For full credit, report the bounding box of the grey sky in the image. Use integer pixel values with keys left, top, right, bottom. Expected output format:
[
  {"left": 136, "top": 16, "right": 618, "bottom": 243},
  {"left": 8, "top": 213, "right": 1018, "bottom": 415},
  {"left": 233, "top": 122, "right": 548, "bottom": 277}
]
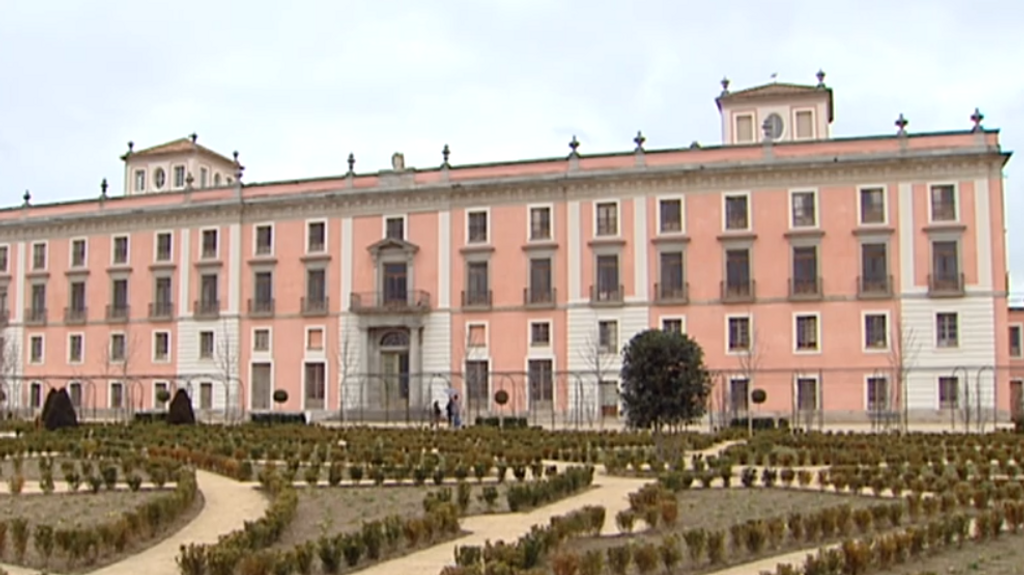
[{"left": 2, "top": 0, "right": 1023, "bottom": 294}]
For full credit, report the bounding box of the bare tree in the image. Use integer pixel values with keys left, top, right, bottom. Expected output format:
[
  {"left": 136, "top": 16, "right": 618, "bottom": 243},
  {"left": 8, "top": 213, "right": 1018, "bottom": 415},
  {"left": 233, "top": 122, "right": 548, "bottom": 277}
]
[
  {"left": 335, "top": 325, "right": 361, "bottom": 422},
  {"left": 102, "top": 325, "right": 140, "bottom": 419},
  {"left": 885, "top": 316, "right": 919, "bottom": 432},
  {"left": 0, "top": 330, "right": 20, "bottom": 416},
  {"left": 214, "top": 318, "right": 240, "bottom": 420},
  {"left": 577, "top": 327, "right": 618, "bottom": 428},
  {"left": 457, "top": 325, "right": 486, "bottom": 419},
  {"left": 734, "top": 320, "right": 765, "bottom": 437}
]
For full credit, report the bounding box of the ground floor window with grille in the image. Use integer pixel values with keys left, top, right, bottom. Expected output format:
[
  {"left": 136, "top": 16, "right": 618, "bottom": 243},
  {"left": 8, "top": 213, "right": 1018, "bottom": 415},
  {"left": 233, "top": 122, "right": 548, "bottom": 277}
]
[
  {"left": 305, "top": 362, "right": 326, "bottom": 410},
  {"left": 200, "top": 382, "right": 214, "bottom": 410},
  {"left": 796, "top": 377, "right": 818, "bottom": 411},
  {"left": 599, "top": 380, "right": 618, "bottom": 417},
  {"left": 68, "top": 382, "right": 82, "bottom": 408},
  {"left": 729, "top": 377, "right": 749, "bottom": 413},
  {"left": 109, "top": 382, "right": 124, "bottom": 409},
  {"left": 938, "top": 376, "right": 959, "bottom": 409},
  {"left": 465, "top": 360, "right": 489, "bottom": 406},
  {"left": 866, "top": 377, "right": 889, "bottom": 412},
  {"left": 528, "top": 359, "right": 554, "bottom": 409},
  {"left": 30, "top": 382, "right": 42, "bottom": 409}
]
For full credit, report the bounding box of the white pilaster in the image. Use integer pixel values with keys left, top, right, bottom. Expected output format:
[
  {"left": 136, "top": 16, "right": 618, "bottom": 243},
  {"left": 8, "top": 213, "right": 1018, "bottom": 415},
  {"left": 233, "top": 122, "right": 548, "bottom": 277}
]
[
  {"left": 633, "top": 198, "right": 648, "bottom": 301},
  {"left": 178, "top": 229, "right": 191, "bottom": 317},
  {"left": 227, "top": 223, "right": 241, "bottom": 314},
  {"left": 568, "top": 201, "right": 581, "bottom": 303},
  {"left": 897, "top": 183, "right": 915, "bottom": 291},
  {"left": 13, "top": 242, "right": 25, "bottom": 322},
  {"left": 438, "top": 211, "right": 451, "bottom": 308},
  {"left": 974, "top": 178, "right": 993, "bottom": 291}
]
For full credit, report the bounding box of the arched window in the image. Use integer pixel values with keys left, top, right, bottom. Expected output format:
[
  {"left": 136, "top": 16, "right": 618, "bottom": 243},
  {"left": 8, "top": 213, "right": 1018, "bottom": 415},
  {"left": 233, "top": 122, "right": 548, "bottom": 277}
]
[{"left": 380, "top": 331, "right": 409, "bottom": 348}]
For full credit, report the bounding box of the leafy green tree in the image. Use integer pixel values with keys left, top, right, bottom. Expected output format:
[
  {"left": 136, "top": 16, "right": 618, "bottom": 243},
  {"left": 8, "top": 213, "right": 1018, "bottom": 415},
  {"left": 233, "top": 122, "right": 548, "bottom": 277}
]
[{"left": 620, "top": 329, "right": 711, "bottom": 432}]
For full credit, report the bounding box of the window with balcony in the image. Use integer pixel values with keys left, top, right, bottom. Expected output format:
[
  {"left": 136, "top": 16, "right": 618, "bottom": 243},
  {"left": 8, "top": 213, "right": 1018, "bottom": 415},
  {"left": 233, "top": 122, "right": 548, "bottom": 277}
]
[
  {"left": 598, "top": 320, "right": 618, "bottom": 353},
  {"left": 860, "top": 243, "right": 889, "bottom": 295},
  {"left": 662, "top": 318, "right": 683, "bottom": 333},
  {"left": 201, "top": 229, "right": 218, "bottom": 259},
  {"left": 0, "top": 245, "right": 7, "bottom": 272},
  {"left": 658, "top": 251, "right": 685, "bottom": 300},
  {"left": 467, "top": 211, "right": 488, "bottom": 243},
  {"left": 791, "top": 191, "right": 816, "bottom": 227},
  {"left": 308, "top": 221, "right": 327, "bottom": 252},
  {"left": 866, "top": 376, "right": 889, "bottom": 411},
  {"left": 29, "top": 335, "right": 43, "bottom": 363},
  {"left": 791, "top": 246, "right": 819, "bottom": 296},
  {"left": 796, "top": 378, "right": 818, "bottom": 411},
  {"left": 154, "top": 331, "right": 170, "bottom": 361},
  {"left": 528, "top": 257, "right": 553, "bottom": 304},
  {"left": 729, "top": 377, "right": 749, "bottom": 412},
  {"left": 938, "top": 376, "right": 959, "bottom": 409},
  {"left": 724, "top": 195, "right": 749, "bottom": 230},
  {"left": 305, "top": 362, "right": 326, "bottom": 409},
  {"left": 253, "top": 329, "right": 271, "bottom": 352},
  {"left": 795, "top": 110, "right": 814, "bottom": 139},
  {"left": 306, "top": 269, "right": 327, "bottom": 308},
  {"left": 727, "top": 316, "right": 751, "bottom": 351},
  {"left": 859, "top": 188, "right": 886, "bottom": 225},
  {"left": 864, "top": 314, "right": 889, "bottom": 350},
  {"left": 112, "top": 235, "right": 129, "bottom": 265},
  {"left": 936, "top": 312, "right": 959, "bottom": 348},
  {"left": 381, "top": 263, "right": 407, "bottom": 306},
  {"left": 32, "top": 242, "right": 46, "bottom": 270},
  {"left": 734, "top": 114, "right": 754, "bottom": 143},
  {"left": 109, "top": 333, "right": 126, "bottom": 362},
  {"left": 134, "top": 169, "right": 146, "bottom": 192},
  {"left": 71, "top": 239, "right": 87, "bottom": 268},
  {"left": 465, "top": 262, "right": 490, "bottom": 306},
  {"left": 69, "top": 281, "right": 86, "bottom": 315},
  {"left": 200, "top": 331, "right": 215, "bottom": 359},
  {"left": 1011, "top": 325, "right": 1023, "bottom": 358},
  {"left": 153, "top": 276, "right": 172, "bottom": 315},
  {"left": 529, "top": 206, "right": 552, "bottom": 241},
  {"left": 255, "top": 225, "right": 273, "bottom": 255},
  {"left": 156, "top": 232, "right": 172, "bottom": 262},
  {"left": 68, "top": 334, "right": 83, "bottom": 363},
  {"left": 930, "top": 184, "right": 957, "bottom": 221},
  {"left": 795, "top": 314, "right": 819, "bottom": 351},
  {"left": 200, "top": 274, "right": 219, "bottom": 312},
  {"left": 595, "top": 202, "right": 618, "bottom": 236},
  {"left": 530, "top": 321, "right": 550, "bottom": 346},
  {"left": 931, "top": 241, "right": 961, "bottom": 292},
  {"left": 659, "top": 199, "right": 682, "bottom": 233},
  {"left": 173, "top": 165, "right": 186, "bottom": 188},
  {"left": 724, "top": 248, "right": 751, "bottom": 299},
  {"left": 528, "top": 359, "right": 554, "bottom": 407},
  {"left": 594, "top": 254, "right": 621, "bottom": 302},
  {"left": 110, "top": 279, "right": 129, "bottom": 318},
  {"left": 30, "top": 284, "right": 46, "bottom": 321},
  {"left": 253, "top": 271, "right": 274, "bottom": 314},
  {"left": 385, "top": 217, "right": 404, "bottom": 240}
]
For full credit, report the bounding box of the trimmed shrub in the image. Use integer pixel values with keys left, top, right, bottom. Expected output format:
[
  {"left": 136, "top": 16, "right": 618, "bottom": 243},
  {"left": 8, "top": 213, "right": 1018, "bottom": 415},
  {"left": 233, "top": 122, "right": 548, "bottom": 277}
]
[{"left": 42, "top": 388, "right": 78, "bottom": 431}]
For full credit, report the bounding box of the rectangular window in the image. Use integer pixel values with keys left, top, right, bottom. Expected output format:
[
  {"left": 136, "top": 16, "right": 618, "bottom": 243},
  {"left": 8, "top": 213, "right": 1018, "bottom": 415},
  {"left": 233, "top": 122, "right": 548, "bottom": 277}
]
[
  {"left": 30, "top": 284, "right": 46, "bottom": 317},
  {"left": 134, "top": 169, "right": 146, "bottom": 192},
  {"left": 861, "top": 243, "right": 889, "bottom": 286},
  {"left": 200, "top": 331, "right": 215, "bottom": 359},
  {"left": 465, "top": 360, "right": 489, "bottom": 403},
  {"left": 71, "top": 239, "right": 87, "bottom": 268},
  {"left": 201, "top": 229, "right": 219, "bottom": 259},
  {"left": 936, "top": 312, "right": 959, "bottom": 348},
  {"left": 113, "top": 235, "right": 129, "bottom": 265},
  {"left": 792, "top": 246, "right": 818, "bottom": 292},
  {"left": 68, "top": 334, "right": 83, "bottom": 363},
  {"left": 791, "top": 191, "right": 816, "bottom": 227},
  {"left": 527, "top": 359, "right": 554, "bottom": 405},
  {"left": 200, "top": 274, "right": 219, "bottom": 307},
  {"left": 528, "top": 258, "right": 553, "bottom": 303},
  {"left": 595, "top": 202, "right": 618, "bottom": 236},
  {"left": 110, "top": 382, "right": 124, "bottom": 409},
  {"left": 253, "top": 329, "right": 271, "bottom": 352},
  {"left": 30, "top": 383, "right": 41, "bottom": 409},
  {"left": 255, "top": 225, "right": 273, "bottom": 255},
  {"left": 735, "top": 114, "right": 754, "bottom": 143},
  {"left": 385, "top": 217, "right": 404, "bottom": 240},
  {"left": 931, "top": 241, "right": 960, "bottom": 288},
  {"left": 111, "top": 278, "right": 129, "bottom": 308},
  {"left": 254, "top": 271, "right": 274, "bottom": 305},
  {"left": 724, "top": 195, "right": 749, "bottom": 230},
  {"left": 728, "top": 316, "right": 750, "bottom": 351},
  {"left": 200, "top": 383, "right": 213, "bottom": 410},
  {"left": 29, "top": 335, "right": 43, "bottom": 363},
  {"left": 795, "top": 314, "right": 819, "bottom": 351},
  {"left": 864, "top": 314, "right": 888, "bottom": 350},
  {"left": 529, "top": 206, "right": 552, "bottom": 240},
  {"left": 154, "top": 332, "right": 170, "bottom": 361},
  {"left": 308, "top": 221, "right": 327, "bottom": 252},
  {"left": 173, "top": 165, "right": 186, "bottom": 188},
  {"left": 598, "top": 320, "right": 618, "bottom": 353},
  {"left": 530, "top": 322, "right": 551, "bottom": 346},
  {"left": 0, "top": 245, "right": 7, "bottom": 272},
  {"left": 662, "top": 318, "right": 683, "bottom": 333},
  {"left": 156, "top": 232, "right": 172, "bottom": 261},
  {"left": 154, "top": 276, "right": 172, "bottom": 307},
  {"left": 938, "top": 376, "right": 959, "bottom": 409},
  {"left": 109, "top": 333, "right": 126, "bottom": 362},
  {"left": 595, "top": 254, "right": 620, "bottom": 301},
  {"left": 466, "top": 262, "right": 490, "bottom": 305},
  {"left": 200, "top": 167, "right": 208, "bottom": 188},
  {"left": 930, "top": 184, "right": 956, "bottom": 221},
  {"left": 467, "top": 211, "right": 488, "bottom": 243},
  {"left": 304, "top": 362, "right": 326, "bottom": 409},
  {"left": 867, "top": 377, "right": 889, "bottom": 411},
  {"left": 68, "top": 383, "right": 82, "bottom": 408},
  {"left": 32, "top": 242, "right": 46, "bottom": 270},
  {"left": 725, "top": 248, "right": 751, "bottom": 294},
  {"left": 659, "top": 199, "right": 682, "bottom": 233},
  {"left": 306, "top": 269, "right": 326, "bottom": 302},
  {"left": 306, "top": 327, "right": 324, "bottom": 351},
  {"left": 466, "top": 324, "right": 486, "bottom": 347},
  {"left": 154, "top": 382, "right": 169, "bottom": 408},
  {"left": 69, "top": 281, "right": 86, "bottom": 312},
  {"left": 859, "top": 188, "right": 886, "bottom": 224},
  {"left": 730, "top": 378, "right": 749, "bottom": 412},
  {"left": 795, "top": 110, "right": 814, "bottom": 139},
  {"left": 1011, "top": 325, "right": 1023, "bottom": 358},
  {"left": 796, "top": 378, "right": 818, "bottom": 411}
]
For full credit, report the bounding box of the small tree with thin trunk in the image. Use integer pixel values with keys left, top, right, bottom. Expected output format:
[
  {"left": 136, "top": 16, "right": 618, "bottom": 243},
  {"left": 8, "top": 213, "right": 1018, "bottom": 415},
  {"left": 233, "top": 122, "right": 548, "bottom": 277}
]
[
  {"left": 620, "top": 329, "right": 711, "bottom": 454},
  {"left": 0, "top": 331, "right": 20, "bottom": 416},
  {"left": 335, "top": 327, "right": 361, "bottom": 421},
  {"left": 735, "top": 322, "right": 765, "bottom": 437},
  {"left": 578, "top": 328, "right": 617, "bottom": 427},
  {"left": 886, "top": 317, "right": 919, "bottom": 432},
  {"left": 214, "top": 318, "right": 240, "bottom": 420}
]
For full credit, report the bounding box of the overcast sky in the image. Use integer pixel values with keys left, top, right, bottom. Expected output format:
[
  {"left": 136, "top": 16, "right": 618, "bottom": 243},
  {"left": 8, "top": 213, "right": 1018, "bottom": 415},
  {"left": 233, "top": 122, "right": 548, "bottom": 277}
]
[{"left": 1, "top": 0, "right": 1023, "bottom": 295}]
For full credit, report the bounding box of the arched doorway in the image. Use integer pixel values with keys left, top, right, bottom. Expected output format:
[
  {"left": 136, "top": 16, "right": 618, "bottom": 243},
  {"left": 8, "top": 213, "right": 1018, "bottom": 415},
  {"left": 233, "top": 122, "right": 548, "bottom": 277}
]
[{"left": 377, "top": 330, "right": 410, "bottom": 411}]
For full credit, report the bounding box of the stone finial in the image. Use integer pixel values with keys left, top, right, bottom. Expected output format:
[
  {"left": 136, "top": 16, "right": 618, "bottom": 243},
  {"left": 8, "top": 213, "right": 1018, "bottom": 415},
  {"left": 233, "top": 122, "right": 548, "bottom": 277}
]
[
  {"left": 442, "top": 144, "right": 451, "bottom": 166},
  {"left": 100, "top": 178, "right": 108, "bottom": 197},
  {"left": 347, "top": 152, "right": 355, "bottom": 174},
  {"left": 568, "top": 135, "right": 580, "bottom": 156},
  {"left": 232, "top": 151, "right": 244, "bottom": 180},
  {"left": 22, "top": 190, "right": 30, "bottom": 206},
  {"left": 391, "top": 152, "right": 405, "bottom": 171},
  {"left": 895, "top": 113, "right": 909, "bottom": 136},
  {"left": 971, "top": 108, "right": 985, "bottom": 132},
  {"left": 720, "top": 77, "right": 730, "bottom": 95},
  {"left": 189, "top": 132, "right": 198, "bottom": 144},
  {"left": 816, "top": 69, "right": 826, "bottom": 87},
  {"left": 633, "top": 130, "right": 646, "bottom": 152},
  {"left": 126, "top": 141, "right": 134, "bottom": 155},
  {"left": 186, "top": 172, "right": 195, "bottom": 189}
]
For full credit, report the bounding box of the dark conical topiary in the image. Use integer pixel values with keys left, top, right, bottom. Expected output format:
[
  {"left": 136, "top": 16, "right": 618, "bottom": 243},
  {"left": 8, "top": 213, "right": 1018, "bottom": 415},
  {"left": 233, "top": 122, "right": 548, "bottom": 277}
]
[
  {"left": 42, "top": 388, "right": 78, "bottom": 431},
  {"left": 167, "top": 388, "right": 196, "bottom": 425}
]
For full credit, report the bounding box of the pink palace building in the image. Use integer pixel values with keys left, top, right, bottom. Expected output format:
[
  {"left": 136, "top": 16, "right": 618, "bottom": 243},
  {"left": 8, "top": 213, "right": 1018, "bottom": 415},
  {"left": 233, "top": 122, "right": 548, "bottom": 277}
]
[{"left": 0, "top": 71, "right": 1020, "bottom": 427}]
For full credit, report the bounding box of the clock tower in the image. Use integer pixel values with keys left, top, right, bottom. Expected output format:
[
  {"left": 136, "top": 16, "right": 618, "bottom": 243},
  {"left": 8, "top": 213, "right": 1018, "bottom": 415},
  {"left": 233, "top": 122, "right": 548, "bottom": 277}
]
[{"left": 716, "top": 71, "right": 834, "bottom": 145}]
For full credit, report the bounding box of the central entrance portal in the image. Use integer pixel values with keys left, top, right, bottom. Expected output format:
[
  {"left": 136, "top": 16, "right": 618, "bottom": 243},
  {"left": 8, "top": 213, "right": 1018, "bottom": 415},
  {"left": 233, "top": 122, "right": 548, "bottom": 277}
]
[{"left": 375, "top": 331, "right": 410, "bottom": 411}]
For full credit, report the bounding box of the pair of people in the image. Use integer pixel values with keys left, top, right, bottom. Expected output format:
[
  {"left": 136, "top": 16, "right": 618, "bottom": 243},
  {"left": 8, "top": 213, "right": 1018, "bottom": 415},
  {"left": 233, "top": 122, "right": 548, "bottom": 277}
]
[{"left": 432, "top": 394, "right": 462, "bottom": 428}]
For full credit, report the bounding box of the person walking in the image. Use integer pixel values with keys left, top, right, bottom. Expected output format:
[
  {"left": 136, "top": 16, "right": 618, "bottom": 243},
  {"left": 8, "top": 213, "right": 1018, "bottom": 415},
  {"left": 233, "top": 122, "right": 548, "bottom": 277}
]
[
  {"left": 445, "top": 395, "right": 455, "bottom": 427},
  {"left": 451, "top": 394, "right": 463, "bottom": 429}
]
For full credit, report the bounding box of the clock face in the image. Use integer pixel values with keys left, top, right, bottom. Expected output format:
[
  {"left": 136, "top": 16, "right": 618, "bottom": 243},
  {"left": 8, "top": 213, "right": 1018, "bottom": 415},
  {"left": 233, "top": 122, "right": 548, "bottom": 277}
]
[{"left": 764, "top": 113, "right": 784, "bottom": 140}]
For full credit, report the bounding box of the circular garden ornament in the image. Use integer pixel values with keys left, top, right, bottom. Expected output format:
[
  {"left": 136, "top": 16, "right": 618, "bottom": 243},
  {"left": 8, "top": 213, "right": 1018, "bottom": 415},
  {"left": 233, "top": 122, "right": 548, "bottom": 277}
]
[
  {"left": 273, "top": 389, "right": 289, "bottom": 404},
  {"left": 494, "top": 389, "right": 509, "bottom": 406},
  {"left": 751, "top": 389, "right": 768, "bottom": 405}
]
